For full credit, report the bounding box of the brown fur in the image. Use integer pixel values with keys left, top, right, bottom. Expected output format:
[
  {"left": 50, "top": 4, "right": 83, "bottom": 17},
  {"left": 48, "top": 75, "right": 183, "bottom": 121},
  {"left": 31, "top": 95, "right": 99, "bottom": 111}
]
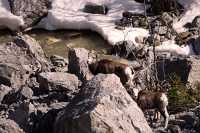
[
  {"left": 89, "top": 59, "right": 131, "bottom": 85},
  {"left": 137, "top": 90, "right": 169, "bottom": 128}
]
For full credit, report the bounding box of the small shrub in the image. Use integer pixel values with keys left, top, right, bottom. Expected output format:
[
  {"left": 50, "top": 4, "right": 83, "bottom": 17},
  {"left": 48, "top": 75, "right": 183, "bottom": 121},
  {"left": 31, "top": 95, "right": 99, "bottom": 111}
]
[{"left": 168, "top": 74, "right": 199, "bottom": 113}]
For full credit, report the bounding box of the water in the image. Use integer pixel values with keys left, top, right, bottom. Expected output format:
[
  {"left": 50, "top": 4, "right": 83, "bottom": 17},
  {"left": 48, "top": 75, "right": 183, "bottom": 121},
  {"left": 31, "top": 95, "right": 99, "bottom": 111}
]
[
  {"left": 27, "top": 29, "right": 111, "bottom": 58},
  {"left": 0, "top": 29, "right": 111, "bottom": 58},
  {"left": 0, "top": 29, "right": 132, "bottom": 65}
]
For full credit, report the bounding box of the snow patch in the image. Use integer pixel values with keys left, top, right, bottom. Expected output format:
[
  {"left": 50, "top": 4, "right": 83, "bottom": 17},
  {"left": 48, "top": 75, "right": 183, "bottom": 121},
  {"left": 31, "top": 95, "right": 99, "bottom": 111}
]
[
  {"left": 37, "top": 0, "right": 149, "bottom": 46},
  {"left": 0, "top": 0, "right": 199, "bottom": 56},
  {"left": 0, "top": 0, "right": 24, "bottom": 30},
  {"left": 155, "top": 40, "right": 194, "bottom": 56},
  {"left": 173, "top": 0, "right": 200, "bottom": 33}
]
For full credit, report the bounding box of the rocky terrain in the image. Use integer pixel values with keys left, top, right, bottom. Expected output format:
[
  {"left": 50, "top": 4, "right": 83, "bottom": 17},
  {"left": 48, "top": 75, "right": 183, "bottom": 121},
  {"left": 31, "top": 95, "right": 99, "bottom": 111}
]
[
  {"left": 0, "top": 34, "right": 199, "bottom": 133},
  {"left": 0, "top": 0, "right": 200, "bottom": 133}
]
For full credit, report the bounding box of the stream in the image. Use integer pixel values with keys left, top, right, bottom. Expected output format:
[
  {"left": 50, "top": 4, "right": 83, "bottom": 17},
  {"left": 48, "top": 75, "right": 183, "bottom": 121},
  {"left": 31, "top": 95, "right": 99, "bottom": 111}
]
[
  {"left": 0, "top": 29, "right": 132, "bottom": 64},
  {"left": 0, "top": 29, "right": 110, "bottom": 57}
]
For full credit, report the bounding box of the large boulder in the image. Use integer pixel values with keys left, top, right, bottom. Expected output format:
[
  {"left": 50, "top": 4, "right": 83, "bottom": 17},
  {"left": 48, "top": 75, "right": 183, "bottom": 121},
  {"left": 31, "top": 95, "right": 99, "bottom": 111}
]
[
  {"left": 8, "top": 0, "right": 51, "bottom": 29},
  {"left": 14, "top": 35, "right": 50, "bottom": 72},
  {"left": 0, "top": 119, "right": 25, "bottom": 133},
  {"left": 38, "top": 72, "right": 80, "bottom": 98},
  {"left": 53, "top": 74, "right": 152, "bottom": 133},
  {"left": 0, "top": 35, "right": 50, "bottom": 88},
  {"left": 68, "top": 48, "right": 93, "bottom": 81}
]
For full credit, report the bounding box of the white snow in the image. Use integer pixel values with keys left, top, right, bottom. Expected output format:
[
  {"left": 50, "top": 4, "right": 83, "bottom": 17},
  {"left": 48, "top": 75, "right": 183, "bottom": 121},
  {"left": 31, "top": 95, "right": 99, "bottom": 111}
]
[
  {"left": 155, "top": 40, "right": 194, "bottom": 56},
  {"left": 37, "top": 0, "right": 149, "bottom": 47},
  {"left": 0, "top": 0, "right": 24, "bottom": 30},
  {"left": 36, "top": 0, "right": 200, "bottom": 56},
  {"left": 173, "top": 0, "right": 200, "bottom": 33},
  {"left": 0, "top": 0, "right": 199, "bottom": 56}
]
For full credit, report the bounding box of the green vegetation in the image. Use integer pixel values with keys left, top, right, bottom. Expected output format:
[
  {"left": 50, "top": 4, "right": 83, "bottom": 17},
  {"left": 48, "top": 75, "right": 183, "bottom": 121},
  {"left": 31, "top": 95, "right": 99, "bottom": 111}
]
[{"left": 168, "top": 74, "right": 200, "bottom": 113}]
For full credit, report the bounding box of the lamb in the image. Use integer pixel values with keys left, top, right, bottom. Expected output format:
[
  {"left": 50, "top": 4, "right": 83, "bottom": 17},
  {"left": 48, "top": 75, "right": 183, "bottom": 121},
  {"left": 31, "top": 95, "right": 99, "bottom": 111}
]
[
  {"left": 134, "top": 89, "right": 169, "bottom": 129},
  {"left": 88, "top": 58, "right": 134, "bottom": 85}
]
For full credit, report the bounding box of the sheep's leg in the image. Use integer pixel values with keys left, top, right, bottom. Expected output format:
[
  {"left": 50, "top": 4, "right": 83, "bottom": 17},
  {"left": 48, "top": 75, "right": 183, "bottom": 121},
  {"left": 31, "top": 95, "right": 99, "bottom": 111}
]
[
  {"left": 159, "top": 107, "right": 169, "bottom": 129},
  {"left": 164, "top": 107, "right": 169, "bottom": 129},
  {"left": 154, "top": 110, "right": 161, "bottom": 121}
]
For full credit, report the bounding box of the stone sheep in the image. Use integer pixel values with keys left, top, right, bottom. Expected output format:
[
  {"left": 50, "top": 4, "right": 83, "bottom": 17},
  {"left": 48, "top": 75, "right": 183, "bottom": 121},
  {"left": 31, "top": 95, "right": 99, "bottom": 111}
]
[
  {"left": 134, "top": 89, "right": 169, "bottom": 129},
  {"left": 88, "top": 58, "right": 134, "bottom": 86}
]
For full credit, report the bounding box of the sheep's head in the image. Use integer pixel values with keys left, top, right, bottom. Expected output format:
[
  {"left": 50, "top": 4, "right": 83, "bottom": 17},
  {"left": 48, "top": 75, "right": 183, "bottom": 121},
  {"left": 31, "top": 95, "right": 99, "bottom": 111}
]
[
  {"left": 132, "top": 88, "right": 140, "bottom": 98},
  {"left": 126, "top": 86, "right": 140, "bottom": 101}
]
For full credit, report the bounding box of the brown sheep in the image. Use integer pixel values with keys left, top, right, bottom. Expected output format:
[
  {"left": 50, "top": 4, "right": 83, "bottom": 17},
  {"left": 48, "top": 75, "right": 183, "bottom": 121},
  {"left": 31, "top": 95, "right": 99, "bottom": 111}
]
[
  {"left": 135, "top": 89, "right": 169, "bottom": 129},
  {"left": 88, "top": 59, "right": 134, "bottom": 85}
]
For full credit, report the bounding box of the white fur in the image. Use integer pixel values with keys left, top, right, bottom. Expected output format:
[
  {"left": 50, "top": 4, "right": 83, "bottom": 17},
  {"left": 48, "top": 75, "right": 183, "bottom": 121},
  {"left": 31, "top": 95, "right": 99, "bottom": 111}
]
[
  {"left": 133, "top": 88, "right": 139, "bottom": 97},
  {"left": 160, "top": 93, "right": 168, "bottom": 106}
]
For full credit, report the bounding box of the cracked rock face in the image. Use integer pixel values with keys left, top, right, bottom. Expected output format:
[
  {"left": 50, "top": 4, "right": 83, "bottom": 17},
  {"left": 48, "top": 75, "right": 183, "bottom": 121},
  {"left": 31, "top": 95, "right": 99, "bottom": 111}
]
[
  {"left": 0, "top": 35, "right": 50, "bottom": 89},
  {"left": 53, "top": 74, "right": 152, "bottom": 133},
  {"left": 0, "top": 119, "right": 25, "bottom": 133},
  {"left": 68, "top": 48, "right": 93, "bottom": 82},
  {"left": 8, "top": 0, "right": 51, "bottom": 29}
]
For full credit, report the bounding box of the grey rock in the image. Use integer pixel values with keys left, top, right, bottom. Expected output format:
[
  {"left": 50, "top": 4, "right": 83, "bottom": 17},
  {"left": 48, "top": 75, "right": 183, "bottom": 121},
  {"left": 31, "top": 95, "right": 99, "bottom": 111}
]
[
  {"left": 151, "top": 19, "right": 168, "bottom": 35},
  {"left": 83, "top": 3, "right": 108, "bottom": 15},
  {"left": 49, "top": 102, "right": 68, "bottom": 110},
  {"left": 123, "top": 12, "right": 148, "bottom": 28},
  {"left": 38, "top": 72, "right": 80, "bottom": 92},
  {"left": 14, "top": 35, "right": 50, "bottom": 72},
  {"left": 150, "top": 0, "right": 183, "bottom": 15},
  {"left": 50, "top": 55, "right": 68, "bottom": 72},
  {"left": 163, "top": 109, "right": 200, "bottom": 133},
  {"left": 111, "top": 41, "right": 136, "bottom": 59},
  {"left": 116, "top": 12, "right": 148, "bottom": 28},
  {"left": 192, "top": 16, "right": 200, "bottom": 28},
  {"left": 68, "top": 48, "right": 93, "bottom": 81},
  {"left": 2, "top": 87, "right": 33, "bottom": 105},
  {"left": 2, "top": 89, "right": 19, "bottom": 105},
  {"left": 50, "top": 55, "right": 68, "bottom": 67},
  {"left": 157, "top": 56, "right": 191, "bottom": 83},
  {"left": 19, "top": 86, "right": 33, "bottom": 100},
  {"left": 173, "top": 112, "right": 199, "bottom": 129},
  {"left": 161, "top": 12, "right": 174, "bottom": 24},
  {"left": 32, "top": 109, "right": 60, "bottom": 133},
  {"left": 0, "top": 85, "right": 12, "bottom": 103},
  {"left": 34, "top": 102, "right": 49, "bottom": 115},
  {"left": 0, "top": 119, "right": 25, "bottom": 133},
  {"left": 188, "top": 56, "right": 200, "bottom": 86},
  {"left": 27, "top": 77, "right": 40, "bottom": 89},
  {"left": 0, "top": 35, "right": 50, "bottom": 88},
  {"left": 192, "top": 37, "right": 200, "bottom": 55},
  {"left": 0, "top": 64, "right": 28, "bottom": 89},
  {"left": 53, "top": 74, "right": 152, "bottom": 133},
  {"left": 8, "top": 101, "right": 35, "bottom": 132},
  {"left": 167, "top": 124, "right": 182, "bottom": 133},
  {"left": 8, "top": 0, "right": 51, "bottom": 29}
]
